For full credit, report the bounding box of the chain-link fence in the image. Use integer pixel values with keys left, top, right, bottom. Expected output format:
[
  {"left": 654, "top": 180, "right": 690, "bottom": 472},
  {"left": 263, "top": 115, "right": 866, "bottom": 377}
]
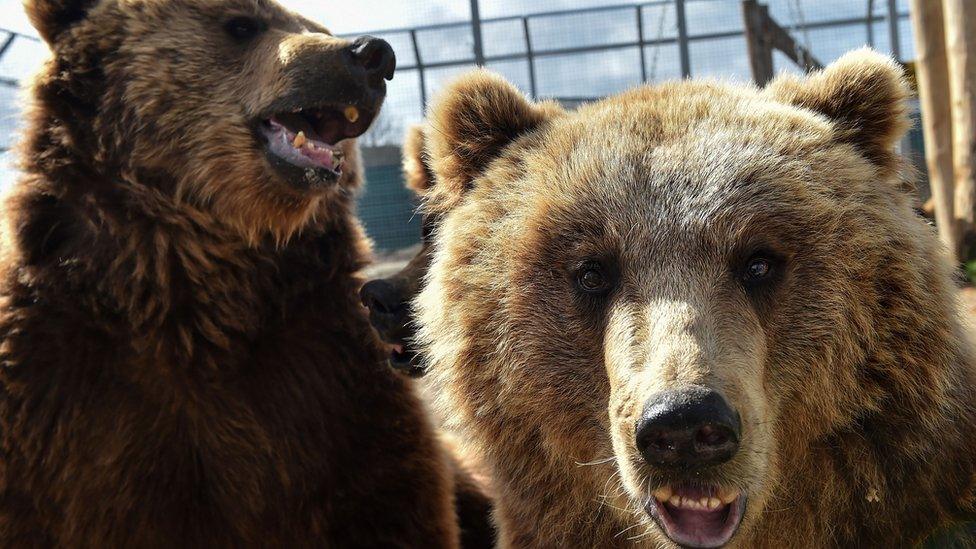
[{"left": 0, "top": 0, "right": 917, "bottom": 256}]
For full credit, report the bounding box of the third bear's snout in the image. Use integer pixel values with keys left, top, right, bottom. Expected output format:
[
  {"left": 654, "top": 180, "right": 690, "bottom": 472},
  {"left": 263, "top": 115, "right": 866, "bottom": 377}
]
[
  {"left": 635, "top": 386, "right": 741, "bottom": 470},
  {"left": 361, "top": 279, "right": 408, "bottom": 324}
]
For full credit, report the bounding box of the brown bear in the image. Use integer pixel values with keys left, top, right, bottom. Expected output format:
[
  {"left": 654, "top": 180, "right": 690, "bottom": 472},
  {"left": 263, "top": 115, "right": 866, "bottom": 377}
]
[
  {"left": 415, "top": 50, "right": 976, "bottom": 547},
  {"left": 361, "top": 126, "right": 497, "bottom": 548},
  {"left": 0, "top": 0, "right": 459, "bottom": 546}
]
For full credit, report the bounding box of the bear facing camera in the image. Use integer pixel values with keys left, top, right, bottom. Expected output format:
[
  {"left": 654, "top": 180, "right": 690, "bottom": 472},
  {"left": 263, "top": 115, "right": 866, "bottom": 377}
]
[{"left": 415, "top": 49, "right": 976, "bottom": 547}]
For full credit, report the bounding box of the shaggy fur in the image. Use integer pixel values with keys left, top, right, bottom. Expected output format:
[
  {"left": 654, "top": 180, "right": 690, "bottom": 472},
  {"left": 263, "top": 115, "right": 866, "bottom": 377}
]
[
  {"left": 362, "top": 124, "right": 497, "bottom": 547},
  {"left": 403, "top": 124, "right": 434, "bottom": 195},
  {"left": 0, "top": 0, "right": 458, "bottom": 546},
  {"left": 416, "top": 50, "right": 976, "bottom": 547}
]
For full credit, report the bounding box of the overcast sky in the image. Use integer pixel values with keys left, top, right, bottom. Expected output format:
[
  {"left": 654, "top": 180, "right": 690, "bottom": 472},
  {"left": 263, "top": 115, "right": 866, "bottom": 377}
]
[{"left": 0, "top": 0, "right": 912, "bottom": 182}]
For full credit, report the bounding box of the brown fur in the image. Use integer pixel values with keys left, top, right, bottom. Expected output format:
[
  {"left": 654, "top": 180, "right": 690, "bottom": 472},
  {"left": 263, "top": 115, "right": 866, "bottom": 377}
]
[
  {"left": 362, "top": 124, "right": 497, "bottom": 548},
  {"left": 0, "top": 0, "right": 458, "bottom": 546},
  {"left": 416, "top": 51, "right": 976, "bottom": 547},
  {"left": 403, "top": 124, "right": 434, "bottom": 195}
]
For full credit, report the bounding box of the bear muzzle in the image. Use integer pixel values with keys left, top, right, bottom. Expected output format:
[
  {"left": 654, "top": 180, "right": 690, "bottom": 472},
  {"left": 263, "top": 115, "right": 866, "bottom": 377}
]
[
  {"left": 636, "top": 386, "right": 747, "bottom": 548},
  {"left": 255, "top": 36, "right": 395, "bottom": 187}
]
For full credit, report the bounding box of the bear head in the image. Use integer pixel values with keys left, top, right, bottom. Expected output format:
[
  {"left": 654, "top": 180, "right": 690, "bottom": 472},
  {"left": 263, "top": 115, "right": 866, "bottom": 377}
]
[
  {"left": 416, "top": 50, "right": 967, "bottom": 547},
  {"left": 22, "top": 0, "right": 394, "bottom": 243}
]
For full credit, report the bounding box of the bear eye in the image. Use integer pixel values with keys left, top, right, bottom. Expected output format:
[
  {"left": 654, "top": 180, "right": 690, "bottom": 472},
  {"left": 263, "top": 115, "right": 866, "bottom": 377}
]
[
  {"left": 745, "top": 257, "right": 770, "bottom": 280},
  {"left": 739, "top": 252, "right": 781, "bottom": 290},
  {"left": 225, "top": 16, "right": 265, "bottom": 42},
  {"left": 576, "top": 262, "right": 612, "bottom": 294}
]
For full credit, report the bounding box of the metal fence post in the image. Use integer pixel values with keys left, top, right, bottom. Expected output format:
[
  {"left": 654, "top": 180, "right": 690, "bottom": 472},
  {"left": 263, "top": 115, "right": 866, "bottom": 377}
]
[
  {"left": 409, "top": 30, "right": 427, "bottom": 110},
  {"left": 866, "top": 0, "right": 875, "bottom": 47},
  {"left": 0, "top": 34, "right": 16, "bottom": 61},
  {"left": 470, "top": 0, "right": 486, "bottom": 66},
  {"left": 675, "top": 0, "right": 692, "bottom": 78},
  {"left": 522, "top": 17, "right": 538, "bottom": 99},
  {"left": 887, "top": 0, "right": 901, "bottom": 60},
  {"left": 636, "top": 5, "right": 648, "bottom": 83}
]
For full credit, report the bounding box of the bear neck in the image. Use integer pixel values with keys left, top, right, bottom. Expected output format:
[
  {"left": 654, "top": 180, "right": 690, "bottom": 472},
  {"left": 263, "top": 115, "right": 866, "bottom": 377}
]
[{"left": 8, "top": 157, "right": 369, "bottom": 374}]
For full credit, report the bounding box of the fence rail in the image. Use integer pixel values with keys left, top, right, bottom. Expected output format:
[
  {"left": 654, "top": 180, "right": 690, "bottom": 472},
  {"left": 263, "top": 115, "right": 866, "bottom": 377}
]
[
  {"left": 0, "top": 1, "right": 926, "bottom": 253},
  {"left": 337, "top": 0, "right": 910, "bottom": 112}
]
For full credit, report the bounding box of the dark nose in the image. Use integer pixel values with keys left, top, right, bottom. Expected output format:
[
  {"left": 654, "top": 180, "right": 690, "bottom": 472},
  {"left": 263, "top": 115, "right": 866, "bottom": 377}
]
[
  {"left": 360, "top": 279, "right": 407, "bottom": 319},
  {"left": 635, "top": 386, "right": 741, "bottom": 470},
  {"left": 348, "top": 36, "right": 396, "bottom": 83}
]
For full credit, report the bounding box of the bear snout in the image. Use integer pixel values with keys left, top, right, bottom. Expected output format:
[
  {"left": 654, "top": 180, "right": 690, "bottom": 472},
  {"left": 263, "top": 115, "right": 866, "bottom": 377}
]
[
  {"left": 347, "top": 36, "right": 396, "bottom": 85},
  {"left": 635, "top": 386, "right": 741, "bottom": 470},
  {"left": 361, "top": 278, "right": 410, "bottom": 329}
]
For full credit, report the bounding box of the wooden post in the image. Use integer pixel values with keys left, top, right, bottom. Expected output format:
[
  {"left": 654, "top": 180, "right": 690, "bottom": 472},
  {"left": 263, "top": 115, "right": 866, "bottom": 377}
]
[
  {"left": 742, "top": 0, "right": 822, "bottom": 87},
  {"left": 910, "top": 0, "right": 956, "bottom": 258},
  {"left": 943, "top": 0, "right": 976, "bottom": 259},
  {"left": 742, "top": 0, "right": 773, "bottom": 86},
  {"left": 766, "top": 15, "right": 823, "bottom": 71}
]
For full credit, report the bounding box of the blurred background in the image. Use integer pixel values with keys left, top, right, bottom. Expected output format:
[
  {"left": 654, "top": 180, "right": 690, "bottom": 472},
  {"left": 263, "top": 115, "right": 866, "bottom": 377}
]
[{"left": 0, "top": 0, "right": 920, "bottom": 260}]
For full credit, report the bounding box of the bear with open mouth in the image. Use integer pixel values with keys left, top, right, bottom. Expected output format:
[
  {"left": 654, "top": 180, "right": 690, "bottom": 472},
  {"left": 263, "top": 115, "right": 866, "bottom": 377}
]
[
  {"left": 414, "top": 50, "right": 976, "bottom": 547},
  {"left": 0, "top": 0, "right": 461, "bottom": 545}
]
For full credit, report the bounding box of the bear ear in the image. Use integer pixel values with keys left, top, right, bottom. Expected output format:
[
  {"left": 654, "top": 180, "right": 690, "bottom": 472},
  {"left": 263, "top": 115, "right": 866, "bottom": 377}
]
[
  {"left": 424, "top": 69, "right": 563, "bottom": 212},
  {"left": 24, "top": 0, "right": 96, "bottom": 44},
  {"left": 402, "top": 125, "right": 434, "bottom": 195},
  {"left": 765, "top": 48, "right": 911, "bottom": 171}
]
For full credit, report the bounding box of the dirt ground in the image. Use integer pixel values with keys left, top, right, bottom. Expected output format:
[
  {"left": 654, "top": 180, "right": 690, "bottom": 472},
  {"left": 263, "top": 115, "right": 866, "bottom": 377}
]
[{"left": 363, "top": 245, "right": 420, "bottom": 280}]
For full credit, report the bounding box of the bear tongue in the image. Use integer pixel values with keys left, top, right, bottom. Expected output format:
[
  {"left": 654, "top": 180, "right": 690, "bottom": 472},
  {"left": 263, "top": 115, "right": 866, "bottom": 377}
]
[
  {"left": 272, "top": 112, "right": 318, "bottom": 139},
  {"left": 299, "top": 140, "right": 340, "bottom": 168},
  {"left": 264, "top": 119, "right": 342, "bottom": 172}
]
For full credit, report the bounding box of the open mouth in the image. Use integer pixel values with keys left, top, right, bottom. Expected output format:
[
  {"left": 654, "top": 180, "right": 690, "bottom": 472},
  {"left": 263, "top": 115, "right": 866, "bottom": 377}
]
[
  {"left": 645, "top": 484, "right": 745, "bottom": 548},
  {"left": 388, "top": 343, "right": 425, "bottom": 377},
  {"left": 258, "top": 103, "right": 377, "bottom": 182}
]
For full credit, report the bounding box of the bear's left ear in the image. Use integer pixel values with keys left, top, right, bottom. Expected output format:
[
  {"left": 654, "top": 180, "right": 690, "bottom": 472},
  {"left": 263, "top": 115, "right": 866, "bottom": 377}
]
[
  {"left": 765, "top": 48, "right": 911, "bottom": 171},
  {"left": 424, "top": 69, "right": 563, "bottom": 213},
  {"left": 24, "top": 0, "right": 96, "bottom": 44}
]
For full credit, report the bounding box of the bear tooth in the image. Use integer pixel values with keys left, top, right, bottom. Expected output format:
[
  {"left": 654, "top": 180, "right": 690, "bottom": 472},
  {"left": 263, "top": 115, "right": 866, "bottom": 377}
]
[
  {"left": 667, "top": 495, "right": 681, "bottom": 507},
  {"left": 707, "top": 497, "right": 721, "bottom": 510},
  {"left": 652, "top": 486, "right": 672, "bottom": 502},
  {"left": 293, "top": 131, "right": 306, "bottom": 148},
  {"left": 343, "top": 105, "right": 359, "bottom": 123},
  {"left": 718, "top": 487, "right": 740, "bottom": 504}
]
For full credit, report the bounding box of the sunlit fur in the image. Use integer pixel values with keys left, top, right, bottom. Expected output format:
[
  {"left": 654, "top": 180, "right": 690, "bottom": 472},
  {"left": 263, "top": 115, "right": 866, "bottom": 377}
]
[
  {"left": 416, "top": 50, "right": 976, "bottom": 547},
  {"left": 0, "top": 0, "right": 458, "bottom": 545}
]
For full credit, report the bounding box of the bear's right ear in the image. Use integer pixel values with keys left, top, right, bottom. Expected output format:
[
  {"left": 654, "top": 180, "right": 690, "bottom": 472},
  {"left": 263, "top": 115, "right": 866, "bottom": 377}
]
[
  {"left": 402, "top": 125, "right": 434, "bottom": 195},
  {"left": 24, "top": 0, "right": 96, "bottom": 44},
  {"left": 424, "top": 70, "right": 562, "bottom": 213}
]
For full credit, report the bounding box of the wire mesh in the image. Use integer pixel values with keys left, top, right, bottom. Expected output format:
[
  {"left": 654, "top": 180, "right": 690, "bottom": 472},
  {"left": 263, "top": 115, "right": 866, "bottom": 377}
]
[{"left": 0, "top": 0, "right": 919, "bottom": 254}]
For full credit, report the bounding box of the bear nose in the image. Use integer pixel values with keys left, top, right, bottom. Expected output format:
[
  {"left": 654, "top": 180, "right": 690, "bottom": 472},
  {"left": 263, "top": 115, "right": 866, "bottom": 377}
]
[
  {"left": 348, "top": 36, "right": 396, "bottom": 83},
  {"left": 635, "top": 386, "right": 741, "bottom": 470},
  {"left": 360, "top": 279, "right": 407, "bottom": 320}
]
